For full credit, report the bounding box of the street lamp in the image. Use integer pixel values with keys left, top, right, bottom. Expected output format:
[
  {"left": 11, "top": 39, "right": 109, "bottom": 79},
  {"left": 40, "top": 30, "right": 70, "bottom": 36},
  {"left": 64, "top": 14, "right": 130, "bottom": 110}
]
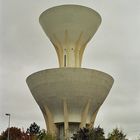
[{"left": 5, "top": 113, "right": 11, "bottom": 140}]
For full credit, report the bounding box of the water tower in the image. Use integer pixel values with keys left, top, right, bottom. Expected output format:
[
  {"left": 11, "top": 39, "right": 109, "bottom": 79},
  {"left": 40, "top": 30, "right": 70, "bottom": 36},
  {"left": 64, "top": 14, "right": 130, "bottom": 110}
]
[{"left": 26, "top": 5, "right": 114, "bottom": 140}]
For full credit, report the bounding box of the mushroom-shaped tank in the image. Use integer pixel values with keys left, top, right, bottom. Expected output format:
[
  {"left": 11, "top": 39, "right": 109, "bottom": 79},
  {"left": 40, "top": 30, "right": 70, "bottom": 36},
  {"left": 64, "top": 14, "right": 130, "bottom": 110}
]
[
  {"left": 26, "top": 68, "right": 114, "bottom": 139},
  {"left": 39, "top": 5, "right": 102, "bottom": 67}
]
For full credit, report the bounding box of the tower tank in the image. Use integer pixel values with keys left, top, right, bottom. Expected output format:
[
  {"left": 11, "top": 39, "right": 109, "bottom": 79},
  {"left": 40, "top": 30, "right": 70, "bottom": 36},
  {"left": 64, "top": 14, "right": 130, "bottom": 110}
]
[{"left": 26, "top": 5, "right": 114, "bottom": 140}]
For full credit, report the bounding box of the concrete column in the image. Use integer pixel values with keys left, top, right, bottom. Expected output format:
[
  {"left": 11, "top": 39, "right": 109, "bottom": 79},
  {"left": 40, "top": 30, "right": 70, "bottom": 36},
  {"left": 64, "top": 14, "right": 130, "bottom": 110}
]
[
  {"left": 63, "top": 99, "right": 69, "bottom": 140},
  {"left": 80, "top": 99, "right": 91, "bottom": 128},
  {"left": 44, "top": 105, "right": 56, "bottom": 135},
  {"left": 89, "top": 108, "right": 99, "bottom": 127}
]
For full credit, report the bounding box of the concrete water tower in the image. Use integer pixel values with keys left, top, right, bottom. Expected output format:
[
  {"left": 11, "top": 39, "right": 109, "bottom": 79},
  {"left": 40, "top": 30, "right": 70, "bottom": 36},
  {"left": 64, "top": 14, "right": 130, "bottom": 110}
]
[{"left": 26, "top": 5, "right": 114, "bottom": 140}]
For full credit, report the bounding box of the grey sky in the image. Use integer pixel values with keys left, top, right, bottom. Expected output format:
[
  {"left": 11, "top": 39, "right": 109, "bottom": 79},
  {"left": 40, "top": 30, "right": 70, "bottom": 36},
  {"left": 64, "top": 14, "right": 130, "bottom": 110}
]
[{"left": 0, "top": 0, "right": 140, "bottom": 139}]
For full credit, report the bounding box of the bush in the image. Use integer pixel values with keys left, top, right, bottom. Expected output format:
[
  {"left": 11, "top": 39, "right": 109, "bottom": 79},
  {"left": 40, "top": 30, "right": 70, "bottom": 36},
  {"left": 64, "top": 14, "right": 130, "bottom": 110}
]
[{"left": 71, "top": 125, "right": 105, "bottom": 140}]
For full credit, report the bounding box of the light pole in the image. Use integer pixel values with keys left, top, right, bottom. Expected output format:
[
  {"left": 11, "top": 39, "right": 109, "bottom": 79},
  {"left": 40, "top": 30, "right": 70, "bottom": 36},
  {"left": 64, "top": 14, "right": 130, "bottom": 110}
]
[{"left": 5, "top": 113, "right": 11, "bottom": 140}]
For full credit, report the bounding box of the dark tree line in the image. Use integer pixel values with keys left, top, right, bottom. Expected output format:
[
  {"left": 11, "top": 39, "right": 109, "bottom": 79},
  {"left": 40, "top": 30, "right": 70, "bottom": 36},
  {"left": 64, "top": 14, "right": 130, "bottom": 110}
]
[
  {"left": 0, "top": 122, "right": 56, "bottom": 140},
  {"left": 72, "top": 126, "right": 127, "bottom": 140},
  {"left": 0, "top": 122, "right": 135, "bottom": 140}
]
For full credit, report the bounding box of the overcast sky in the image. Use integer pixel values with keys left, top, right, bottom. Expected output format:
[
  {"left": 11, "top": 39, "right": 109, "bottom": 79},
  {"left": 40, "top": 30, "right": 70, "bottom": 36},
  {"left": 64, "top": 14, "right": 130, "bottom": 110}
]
[{"left": 0, "top": 0, "right": 140, "bottom": 139}]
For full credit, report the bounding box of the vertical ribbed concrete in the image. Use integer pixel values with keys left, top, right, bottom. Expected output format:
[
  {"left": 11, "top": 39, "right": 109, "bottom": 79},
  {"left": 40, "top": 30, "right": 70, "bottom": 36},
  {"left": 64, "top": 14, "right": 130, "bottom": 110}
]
[
  {"left": 39, "top": 5, "right": 101, "bottom": 68},
  {"left": 26, "top": 68, "right": 114, "bottom": 139},
  {"left": 26, "top": 5, "right": 114, "bottom": 140}
]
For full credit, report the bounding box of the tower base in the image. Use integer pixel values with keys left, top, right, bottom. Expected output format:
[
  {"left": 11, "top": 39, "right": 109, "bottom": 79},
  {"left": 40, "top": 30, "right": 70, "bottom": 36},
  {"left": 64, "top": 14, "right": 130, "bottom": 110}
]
[{"left": 56, "top": 122, "right": 79, "bottom": 140}]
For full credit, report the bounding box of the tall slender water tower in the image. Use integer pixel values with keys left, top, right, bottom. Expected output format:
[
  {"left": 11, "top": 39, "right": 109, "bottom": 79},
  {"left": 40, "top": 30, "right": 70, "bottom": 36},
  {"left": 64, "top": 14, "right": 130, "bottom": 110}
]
[{"left": 26, "top": 5, "right": 114, "bottom": 140}]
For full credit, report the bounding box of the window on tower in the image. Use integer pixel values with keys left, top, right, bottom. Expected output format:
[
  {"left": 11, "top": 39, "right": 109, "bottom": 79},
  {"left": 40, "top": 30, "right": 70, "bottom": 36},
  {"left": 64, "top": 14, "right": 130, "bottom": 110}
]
[{"left": 64, "top": 55, "right": 66, "bottom": 67}]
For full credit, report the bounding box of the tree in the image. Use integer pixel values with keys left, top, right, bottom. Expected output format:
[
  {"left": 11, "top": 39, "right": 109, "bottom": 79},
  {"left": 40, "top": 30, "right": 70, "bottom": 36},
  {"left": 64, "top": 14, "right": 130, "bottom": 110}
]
[
  {"left": 26, "top": 122, "right": 41, "bottom": 140},
  {"left": 71, "top": 125, "right": 105, "bottom": 140},
  {"left": 26, "top": 122, "right": 41, "bottom": 135},
  {"left": 107, "top": 128, "right": 127, "bottom": 140},
  {"left": 0, "top": 127, "right": 23, "bottom": 140},
  {"left": 94, "top": 126, "right": 105, "bottom": 140},
  {"left": 37, "top": 129, "right": 55, "bottom": 140},
  {"left": 72, "top": 127, "right": 89, "bottom": 140}
]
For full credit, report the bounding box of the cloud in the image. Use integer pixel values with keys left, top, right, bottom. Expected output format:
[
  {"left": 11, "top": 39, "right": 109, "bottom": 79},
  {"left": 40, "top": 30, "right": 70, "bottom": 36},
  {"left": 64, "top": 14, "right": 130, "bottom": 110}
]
[{"left": 1, "top": 0, "right": 140, "bottom": 139}]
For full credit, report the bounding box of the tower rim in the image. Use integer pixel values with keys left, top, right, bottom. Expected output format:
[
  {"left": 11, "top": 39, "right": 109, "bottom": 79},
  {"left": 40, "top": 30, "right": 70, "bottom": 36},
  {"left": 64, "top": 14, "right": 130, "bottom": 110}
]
[
  {"left": 39, "top": 5, "right": 102, "bottom": 67},
  {"left": 26, "top": 68, "right": 114, "bottom": 83},
  {"left": 39, "top": 4, "right": 102, "bottom": 22}
]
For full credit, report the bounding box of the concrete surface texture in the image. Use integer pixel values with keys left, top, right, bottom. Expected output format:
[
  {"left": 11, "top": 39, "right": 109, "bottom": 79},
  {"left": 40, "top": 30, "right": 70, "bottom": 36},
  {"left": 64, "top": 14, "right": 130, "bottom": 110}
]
[
  {"left": 26, "top": 5, "right": 114, "bottom": 140},
  {"left": 39, "top": 5, "right": 101, "bottom": 67},
  {"left": 26, "top": 68, "right": 114, "bottom": 139}
]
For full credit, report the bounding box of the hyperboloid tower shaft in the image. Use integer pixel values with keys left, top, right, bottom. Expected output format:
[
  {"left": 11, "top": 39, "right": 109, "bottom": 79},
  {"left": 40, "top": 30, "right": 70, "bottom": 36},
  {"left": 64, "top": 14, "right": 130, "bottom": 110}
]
[{"left": 39, "top": 5, "right": 101, "bottom": 67}]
